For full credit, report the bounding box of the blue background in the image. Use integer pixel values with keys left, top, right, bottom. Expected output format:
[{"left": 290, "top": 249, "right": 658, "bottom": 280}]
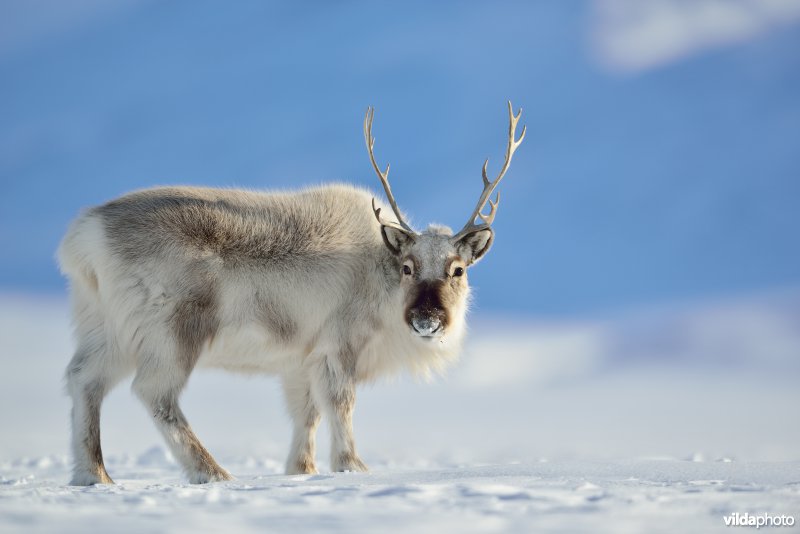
[{"left": 1, "top": 1, "right": 798, "bottom": 316}]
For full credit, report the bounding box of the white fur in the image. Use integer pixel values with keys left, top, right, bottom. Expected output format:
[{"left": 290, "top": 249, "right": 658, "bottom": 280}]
[{"left": 57, "top": 184, "right": 479, "bottom": 485}]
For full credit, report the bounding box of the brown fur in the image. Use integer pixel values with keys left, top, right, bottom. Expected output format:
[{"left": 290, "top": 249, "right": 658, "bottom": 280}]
[
  {"left": 151, "top": 397, "right": 232, "bottom": 481},
  {"left": 170, "top": 284, "right": 219, "bottom": 373},
  {"left": 405, "top": 279, "right": 452, "bottom": 331},
  {"left": 83, "top": 382, "right": 113, "bottom": 484},
  {"left": 255, "top": 290, "right": 298, "bottom": 344}
]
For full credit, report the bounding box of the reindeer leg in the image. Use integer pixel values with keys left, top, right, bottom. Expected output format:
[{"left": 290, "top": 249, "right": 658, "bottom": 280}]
[
  {"left": 309, "top": 348, "right": 368, "bottom": 473},
  {"left": 282, "top": 372, "right": 321, "bottom": 474}
]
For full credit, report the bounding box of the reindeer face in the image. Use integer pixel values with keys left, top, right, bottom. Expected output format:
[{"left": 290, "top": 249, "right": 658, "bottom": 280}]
[
  {"left": 364, "top": 101, "right": 524, "bottom": 340},
  {"left": 381, "top": 224, "right": 493, "bottom": 339}
]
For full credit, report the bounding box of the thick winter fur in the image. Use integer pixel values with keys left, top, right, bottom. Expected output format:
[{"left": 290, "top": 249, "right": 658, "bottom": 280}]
[{"left": 58, "top": 184, "right": 492, "bottom": 484}]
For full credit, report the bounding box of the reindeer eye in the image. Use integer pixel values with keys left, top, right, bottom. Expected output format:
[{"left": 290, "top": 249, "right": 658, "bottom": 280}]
[
  {"left": 453, "top": 267, "right": 464, "bottom": 277},
  {"left": 403, "top": 264, "right": 412, "bottom": 276}
]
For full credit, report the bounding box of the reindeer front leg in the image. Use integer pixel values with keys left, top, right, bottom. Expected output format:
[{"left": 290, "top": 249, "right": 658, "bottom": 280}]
[
  {"left": 282, "top": 372, "right": 321, "bottom": 475},
  {"left": 309, "top": 349, "right": 368, "bottom": 473}
]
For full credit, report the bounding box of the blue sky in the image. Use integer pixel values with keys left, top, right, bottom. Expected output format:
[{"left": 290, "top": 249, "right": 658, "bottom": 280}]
[{"left": 1, "top": 1, "right": 798, "bottom": 316}]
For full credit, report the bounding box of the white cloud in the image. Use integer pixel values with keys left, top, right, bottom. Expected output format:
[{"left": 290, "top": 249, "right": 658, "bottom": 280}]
[{"left": 590, "top": 0, "right": 800, "bottom": 72}]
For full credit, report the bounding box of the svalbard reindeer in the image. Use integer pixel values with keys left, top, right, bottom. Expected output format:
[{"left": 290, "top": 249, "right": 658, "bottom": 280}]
[{"left": 58, "top": 102, "right": 526, "bottom": 485}]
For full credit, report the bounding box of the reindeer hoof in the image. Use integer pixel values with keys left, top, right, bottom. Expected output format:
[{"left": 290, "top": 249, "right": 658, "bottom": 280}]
[{"left": 333, "top": 452, "right": 368, "bottom": 473}]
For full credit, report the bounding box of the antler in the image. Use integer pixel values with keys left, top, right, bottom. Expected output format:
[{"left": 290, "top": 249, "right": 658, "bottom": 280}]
[
  {"left": 452, "top": 101, "right": 526, "bottom": 241},
  {"left": 364, "top": 107, "right": 414, "bottom": 232}
]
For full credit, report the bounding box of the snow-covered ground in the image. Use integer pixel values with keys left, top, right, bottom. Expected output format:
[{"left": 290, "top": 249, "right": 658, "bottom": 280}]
[
  {"left": 3, "top": 455, "right": 798, "bottom": 533},
  {"left": 1, "top": 292, "right": 799, "bottom": 532}
]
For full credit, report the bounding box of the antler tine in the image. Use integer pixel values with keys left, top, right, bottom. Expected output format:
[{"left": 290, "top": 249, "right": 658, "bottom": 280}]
[
  {"left": 364, "top": 107, "right": 414, "bottom": 232},
  {"left": 478, "top": 191, "right": 500, "bottom": 226},
  {"left": 454, "top": 101, "right": 525, "bottom": 240},
  {"left": 371, "top": 197, "right": 384, "bottom": 224}
]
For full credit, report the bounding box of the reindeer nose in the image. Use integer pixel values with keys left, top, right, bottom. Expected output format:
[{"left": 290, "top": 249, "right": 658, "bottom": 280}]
[{"left": 411, "top": 316, "right": 441, "bottom": 336}]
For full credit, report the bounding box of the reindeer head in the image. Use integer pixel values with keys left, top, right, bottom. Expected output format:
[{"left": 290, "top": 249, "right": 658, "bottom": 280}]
[{"left": 364, "top": 102, "right": 526, "bottom": 340}]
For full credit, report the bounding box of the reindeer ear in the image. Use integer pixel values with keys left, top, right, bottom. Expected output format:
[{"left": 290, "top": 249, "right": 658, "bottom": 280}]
[
  {"left": 381, "top": 225, "right": 414, "bottom": 255},
  {"left": 454, "top": 227, "right": 494, "bottom": 265}
]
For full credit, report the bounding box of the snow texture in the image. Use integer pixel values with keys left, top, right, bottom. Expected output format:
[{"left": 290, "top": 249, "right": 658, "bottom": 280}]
[{"left": 2, "top": 455, "right": 799, "bottom": 534}]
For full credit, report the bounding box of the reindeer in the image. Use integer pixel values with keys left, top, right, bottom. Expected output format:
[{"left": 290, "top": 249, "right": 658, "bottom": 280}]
[{"left": 57, "top": 102, "right": 525, "bottom": 485}]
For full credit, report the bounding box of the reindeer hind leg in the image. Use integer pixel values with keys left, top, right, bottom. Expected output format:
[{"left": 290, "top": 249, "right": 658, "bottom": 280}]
[
  {"left": 132, "top": 291, "right": 231, "bottom": 484},
  {"left": 65, "top": 332, "right": 128, "bottom": 485}
]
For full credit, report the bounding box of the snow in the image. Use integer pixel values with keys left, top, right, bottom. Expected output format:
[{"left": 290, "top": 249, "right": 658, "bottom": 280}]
[
  {"left": 2, "top": 455, "right": 798, "bottom": 533},
  {"left": 1, "top": 292, "right": 799, "bottom": 532}
]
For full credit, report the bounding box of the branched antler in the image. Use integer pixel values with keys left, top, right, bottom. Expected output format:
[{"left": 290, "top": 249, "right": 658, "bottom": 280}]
[
  {"left": 452, "top": 101, "right": 525, "bottom": 241},
  {"left": 364, "top": 107, "right": 414, "bottom": 232}
]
